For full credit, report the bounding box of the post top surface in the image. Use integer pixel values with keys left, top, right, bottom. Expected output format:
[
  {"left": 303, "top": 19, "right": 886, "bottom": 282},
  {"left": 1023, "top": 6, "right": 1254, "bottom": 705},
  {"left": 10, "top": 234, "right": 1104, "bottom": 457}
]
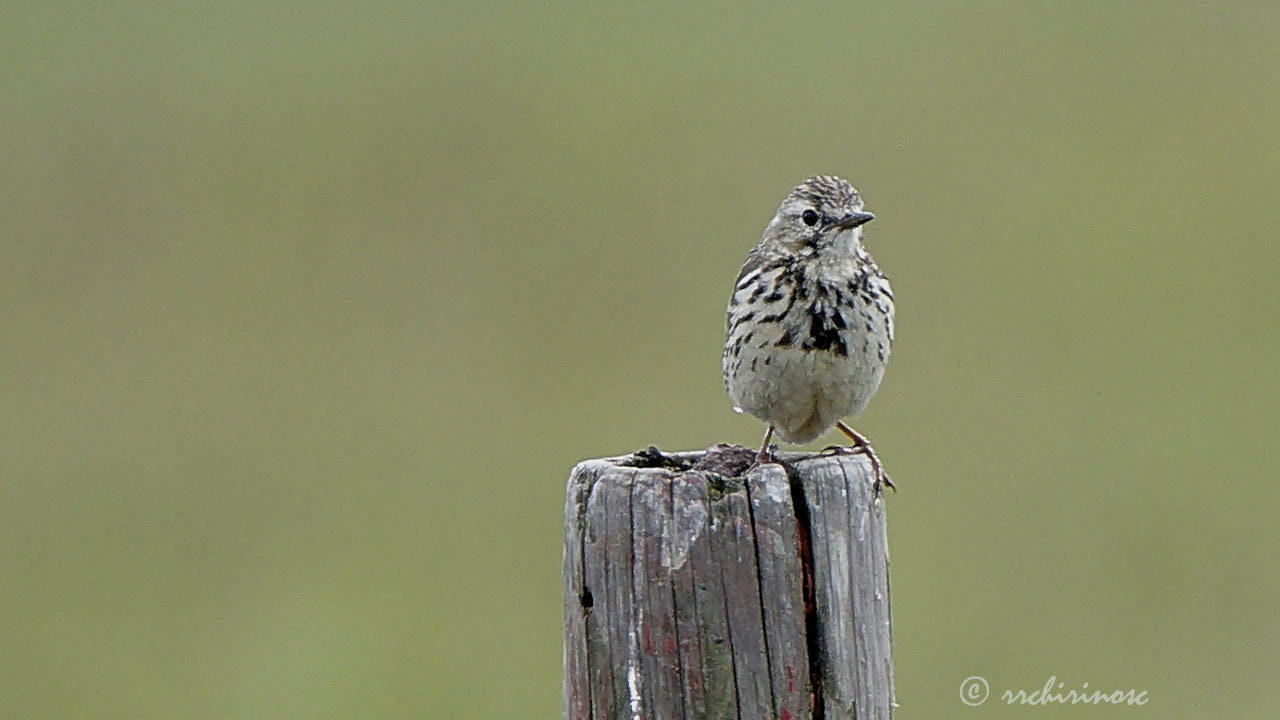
[{"left": 571, "top": 443, "right": 876, "bottom": 484}]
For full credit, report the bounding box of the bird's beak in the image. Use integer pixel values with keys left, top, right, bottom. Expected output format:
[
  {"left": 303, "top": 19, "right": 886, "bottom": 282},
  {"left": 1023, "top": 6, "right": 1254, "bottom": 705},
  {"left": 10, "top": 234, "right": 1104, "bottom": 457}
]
[{"left": 835, "top": 211, "right": 875, "bottom": 229}]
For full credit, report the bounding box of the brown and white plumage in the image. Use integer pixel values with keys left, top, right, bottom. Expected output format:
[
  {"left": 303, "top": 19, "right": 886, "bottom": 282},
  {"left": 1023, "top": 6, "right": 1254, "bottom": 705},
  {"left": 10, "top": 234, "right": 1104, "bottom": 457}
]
[{"left": 723, "top": 176, "right": 894, "bottom": 477}]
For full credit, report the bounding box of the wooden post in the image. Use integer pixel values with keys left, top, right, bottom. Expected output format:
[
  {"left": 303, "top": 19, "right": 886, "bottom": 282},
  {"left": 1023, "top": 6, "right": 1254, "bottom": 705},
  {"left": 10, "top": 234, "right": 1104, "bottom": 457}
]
[{"left": 563, "top": 444, "right": 894, "bottom": 720}]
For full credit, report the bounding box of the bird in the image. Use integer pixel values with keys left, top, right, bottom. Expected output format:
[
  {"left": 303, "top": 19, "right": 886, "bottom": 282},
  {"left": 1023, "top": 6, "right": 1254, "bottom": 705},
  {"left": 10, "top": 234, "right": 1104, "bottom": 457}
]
[{"left": 722, "top": 175, "right": 895, "bottom": 490}]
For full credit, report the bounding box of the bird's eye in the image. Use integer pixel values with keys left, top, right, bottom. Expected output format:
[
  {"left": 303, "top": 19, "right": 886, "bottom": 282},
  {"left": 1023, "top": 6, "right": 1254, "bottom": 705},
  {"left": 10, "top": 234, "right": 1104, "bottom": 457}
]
[{"left": 802, "top": 209, "right": 820, "bottom": 226}]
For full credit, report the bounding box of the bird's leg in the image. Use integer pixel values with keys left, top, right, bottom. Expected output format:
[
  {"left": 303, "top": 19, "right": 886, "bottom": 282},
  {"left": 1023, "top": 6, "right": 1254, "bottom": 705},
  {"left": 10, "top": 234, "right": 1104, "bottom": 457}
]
[
  {"left": 830, "top": 421, "right": 895, "bottom": 493},
  {"left": 755, "top": 425, "right": 776, "bottom": 465}
]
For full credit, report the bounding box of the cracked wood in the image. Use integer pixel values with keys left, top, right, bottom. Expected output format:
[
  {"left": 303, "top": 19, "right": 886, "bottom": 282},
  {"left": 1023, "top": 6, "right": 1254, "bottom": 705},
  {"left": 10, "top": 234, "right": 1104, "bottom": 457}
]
[{"left": 563, "top": 446, "right": 894, "bottom": 720}]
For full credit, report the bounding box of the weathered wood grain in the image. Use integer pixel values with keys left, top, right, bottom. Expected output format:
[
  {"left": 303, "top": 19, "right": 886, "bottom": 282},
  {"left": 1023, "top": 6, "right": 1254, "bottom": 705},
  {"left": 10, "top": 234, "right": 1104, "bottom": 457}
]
[
  {"left": 564, "top": 446, "right": 893, "bottom": 720},
  {"left": 745, "top": 465, "right": 811, "bottom": 720}
]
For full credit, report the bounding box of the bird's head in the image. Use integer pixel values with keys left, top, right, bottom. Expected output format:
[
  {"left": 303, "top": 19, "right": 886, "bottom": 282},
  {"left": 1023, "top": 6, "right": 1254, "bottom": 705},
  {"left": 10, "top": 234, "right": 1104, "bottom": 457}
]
[{"left": 759, "top": 175, "right": 874, "bottom": 256}]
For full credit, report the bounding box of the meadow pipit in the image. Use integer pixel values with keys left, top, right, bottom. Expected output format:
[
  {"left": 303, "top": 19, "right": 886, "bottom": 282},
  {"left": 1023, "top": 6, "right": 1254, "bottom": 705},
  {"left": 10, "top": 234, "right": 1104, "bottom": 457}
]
[{"left": 723, "top": 176, "right": 895, "bottom": 489}]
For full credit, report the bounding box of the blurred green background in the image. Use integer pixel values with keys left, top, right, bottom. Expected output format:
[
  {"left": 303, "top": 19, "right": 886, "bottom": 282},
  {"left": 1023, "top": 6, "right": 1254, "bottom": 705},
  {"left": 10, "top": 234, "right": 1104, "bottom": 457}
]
[{"left": 2, "top": 1, "right": 1277, "bottom": 718}]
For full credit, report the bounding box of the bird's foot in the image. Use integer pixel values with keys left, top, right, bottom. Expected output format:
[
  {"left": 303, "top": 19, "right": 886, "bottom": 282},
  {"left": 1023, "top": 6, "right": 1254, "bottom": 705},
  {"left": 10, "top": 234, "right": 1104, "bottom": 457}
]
[
  {"left": 827, "top": 423, "right": 896, "bottom": 494},
  {"left": 750, "top": 426, "right": 779, "bottom": 468},
  {"left": 752, "top": 443, "right": 779, "bottom": 468}
]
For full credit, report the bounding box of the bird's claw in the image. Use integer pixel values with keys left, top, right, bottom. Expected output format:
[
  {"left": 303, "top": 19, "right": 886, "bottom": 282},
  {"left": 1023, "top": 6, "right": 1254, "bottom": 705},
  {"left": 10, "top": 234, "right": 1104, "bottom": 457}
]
[
  {"left": 819, "top": 443, "right": 895, "bottom": 494},
  {"left": 819, "top": 444, "right": 866, "bottom": 456},
  {"left": 752, "top": 443, "right": 779, "bottom": 467}
]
